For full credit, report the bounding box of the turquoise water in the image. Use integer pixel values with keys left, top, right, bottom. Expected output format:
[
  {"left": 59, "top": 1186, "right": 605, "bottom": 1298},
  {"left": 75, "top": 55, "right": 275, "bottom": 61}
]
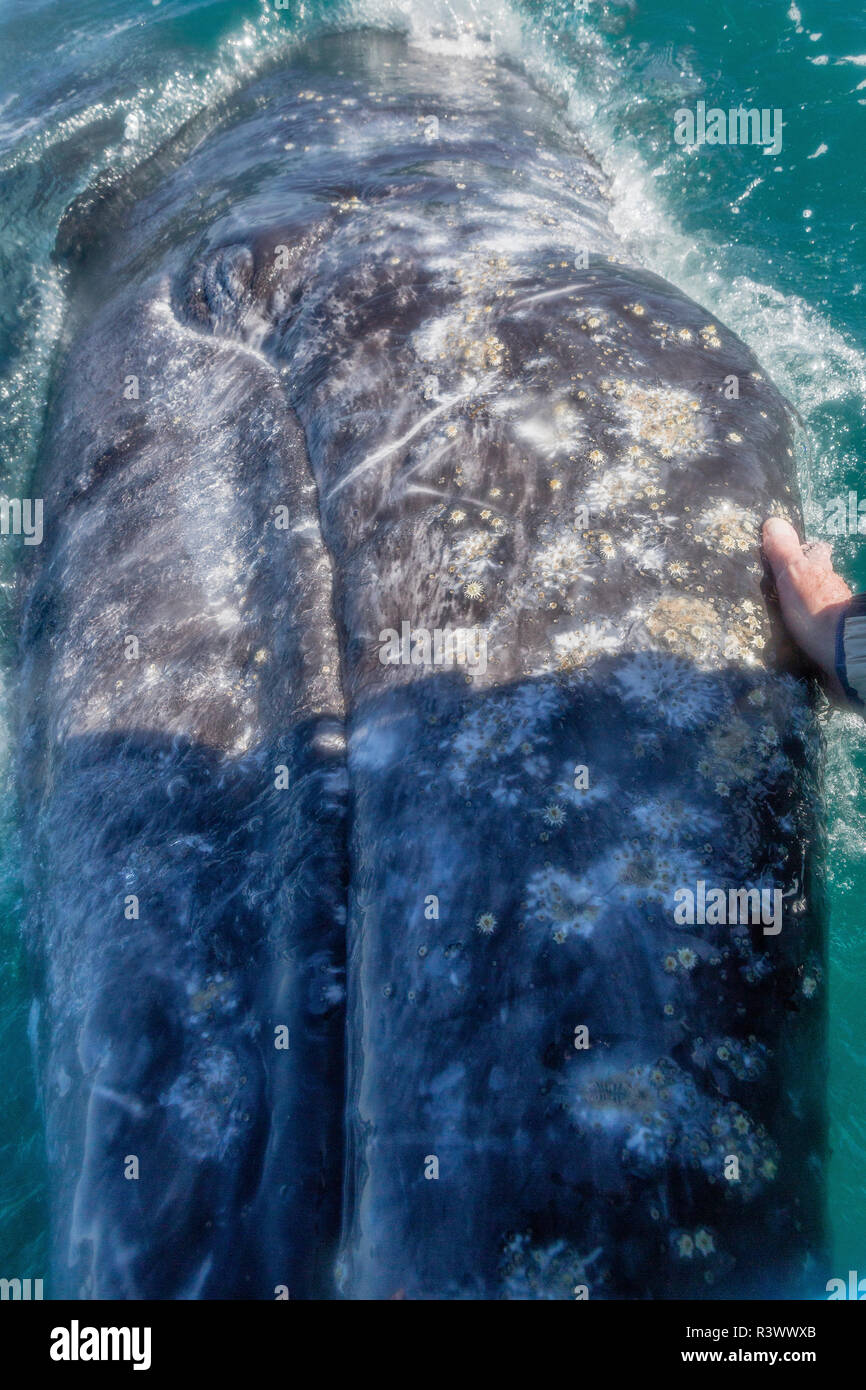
[{"left": 0, "top": 0, "right": 864, "bottom": 1290}]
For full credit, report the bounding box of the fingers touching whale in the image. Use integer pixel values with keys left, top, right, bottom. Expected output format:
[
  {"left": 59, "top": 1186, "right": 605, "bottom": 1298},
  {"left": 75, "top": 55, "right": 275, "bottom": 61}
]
[{"left": 20, "top": 30, "right": 827, "bottom": 1299}]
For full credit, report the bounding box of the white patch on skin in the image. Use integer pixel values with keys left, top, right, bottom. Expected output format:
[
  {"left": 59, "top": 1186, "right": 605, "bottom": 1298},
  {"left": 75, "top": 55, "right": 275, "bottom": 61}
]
[
  {"left": 550, "top": 765, "right": 613, "bottom": 809},
  {"left": 696, "top": 500, "right": 760, "bottom": 553},
  {"left": 451, "top": 682, "right": 563, "bottom": 771},
  {"left": 613, "top": 382, "right": 704, "bottom": 459},
  {"left": 607, "top": 842, "right": 705, "bottom": 908},
  {"left": 160, "top": 1046, "right": 244, "bottom": 1161},
  {"left": 532, "top": 530, "right": 589, "bottom": 588},
  {"left": 350, "top": 711, "right": 411, "bottom": 771},
  {"left": 499, "top": 1234, "right": 603, "bottom": 1300},
  {"left": 446, "top": 681, "right": 562, "bottom": 801},
  {"left": 552, "top": 621, "right": 622, "bottom": 672},
  {"left": 620, "top": 537, "right": 667, "bottom": 573},
  {"left": 514, "top": 399, "right": 586, "bottom": 457},
  {"left": 569, "top": 1064, "right": 664, "bottom": 1133},
  {"left": 450, "top": 528, "right": 499, "bottom": 580},
  {"left": 526, "top": 864, "right": 608, "bottom": 940},
  {"left": 613, "top": 652, "right": 721, "bottom": 729},
  {"left": 629, "top": 792, "right": 719, "bottom": 843},
  {"left": 639, "top": 594, "right": 727, "bottom": 665},
  {"left": 565, "top": 1058, "right": 778, "bottom": 1194},
  {"left": 526, "top": 785, "right": 713, "bottom": 935},
  {"left": 423, "top": 1061, "right": 468, "bottom": 1129},
  {"left": 585, "top": 460, "right": 652, "bottom": 512}
]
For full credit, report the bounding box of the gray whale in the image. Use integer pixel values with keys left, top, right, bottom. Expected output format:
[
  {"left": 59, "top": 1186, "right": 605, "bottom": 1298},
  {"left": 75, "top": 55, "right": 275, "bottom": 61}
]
[{"left": 19, "top": 29, "right": 827, "bottom": 1299}]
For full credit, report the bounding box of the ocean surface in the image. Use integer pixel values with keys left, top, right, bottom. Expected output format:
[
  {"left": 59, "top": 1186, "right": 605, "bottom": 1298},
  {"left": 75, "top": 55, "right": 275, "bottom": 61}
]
[{"left": 0, "top": 0, "right": 864, "bottom": 1291}]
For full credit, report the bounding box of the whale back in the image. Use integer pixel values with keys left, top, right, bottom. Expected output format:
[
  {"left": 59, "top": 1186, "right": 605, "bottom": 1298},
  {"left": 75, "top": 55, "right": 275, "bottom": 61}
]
[{"left": 20, "top": 30, "right": 827, "bottom": 1299}]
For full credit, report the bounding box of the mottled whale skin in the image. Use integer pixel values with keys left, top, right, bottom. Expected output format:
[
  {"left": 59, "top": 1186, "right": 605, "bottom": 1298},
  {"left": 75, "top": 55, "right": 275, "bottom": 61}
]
[{"left": 19, "top": 29, "right": 827, "bottom": 1299}]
